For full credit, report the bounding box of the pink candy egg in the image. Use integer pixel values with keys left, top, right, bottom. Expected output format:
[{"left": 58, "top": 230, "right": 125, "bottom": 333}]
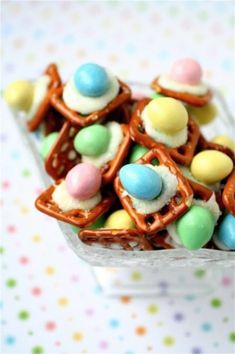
[
  {"left": 65, "top": 163, "right": 102, "bottom": 200},
  {"left": 169, "top": 58, "right": 202, "bottom": 85}
]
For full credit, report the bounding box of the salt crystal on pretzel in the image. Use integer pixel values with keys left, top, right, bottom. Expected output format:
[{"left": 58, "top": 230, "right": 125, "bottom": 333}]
[
  {"left": 130, "top": 98, "right": 200, "bottom": 165},
  {"left": 114, "top": 148, "right": 193, "bottom": 234}
]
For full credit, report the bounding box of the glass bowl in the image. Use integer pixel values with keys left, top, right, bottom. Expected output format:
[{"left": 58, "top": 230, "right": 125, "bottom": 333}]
[{"left": 10, "top": 82, "right": 235, "bottom": 269}]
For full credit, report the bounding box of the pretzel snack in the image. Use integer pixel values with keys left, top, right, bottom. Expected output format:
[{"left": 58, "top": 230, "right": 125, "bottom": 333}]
[{"left": 222, "top": 169, "right": 235, "bottom": 216}]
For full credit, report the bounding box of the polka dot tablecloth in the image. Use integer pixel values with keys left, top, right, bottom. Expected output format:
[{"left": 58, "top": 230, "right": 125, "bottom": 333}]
[{"left": 1, "top": 2, "right": 235, "bottom": 354}]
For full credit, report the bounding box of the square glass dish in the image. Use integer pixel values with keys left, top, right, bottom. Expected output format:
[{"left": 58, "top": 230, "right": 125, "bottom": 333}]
[{"left": 10, "top": 82, "right": 235, "bottom": 269}]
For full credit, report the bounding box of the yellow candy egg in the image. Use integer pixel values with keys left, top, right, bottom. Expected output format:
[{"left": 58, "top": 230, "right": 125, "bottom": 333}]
[
  {"left": 4, "top": 80, "right": 34, "bottom": 111},
  {"left": 211, "top": 135, "right": 235, "bottom": 152},
  {"left": 147, "top": 97, "right": 188, "bottom": 134},
  {"left": 190, "top": 150, "right": 233, "bottom": 185},
  {"left": 104, "top": 209, "right": 135, "bottom": 229},
  {"left": 187, "top": 102, "right": 217, "bottom": 125}
]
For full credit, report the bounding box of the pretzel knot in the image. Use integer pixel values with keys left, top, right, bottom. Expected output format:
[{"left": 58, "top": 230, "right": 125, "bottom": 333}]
[
  {"left": 45, "top": 122, "right": 131, "bottom": 183},
  {"left": 27, "top": 63, "right": 62, "bottom": 132},
  {"left": 222, "top": 169, "right": 235, "bottom": 216},
  {"left": 130, "top": 98, "right": 200, "bottom": 165},
  {"left": 114, "top": 148, "right": 193, "bottom": 234},
  {"left": 35, "top": 180, "right": 115, "bottom": 228},
  {"left": 50, "top": 80, "right": 131, "bottom": 127},
  {"left": 151, "top": 76, "right": 212, "bottom": 107}
]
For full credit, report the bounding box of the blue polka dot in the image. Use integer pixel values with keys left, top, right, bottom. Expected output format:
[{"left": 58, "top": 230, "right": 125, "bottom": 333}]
[
  {"left": 184, "top": 294, "right": 195, "bottom": 301},
  {"left": 125, "top": 351, "right": 134, "bottom": 354},
  {"left": 5, "top": 336, "right": 16, "bottom": 345},
  {"left": 2, "top": 24, "right": 14, "bottom": 36},
  {"left": 109, "top": 319, "right": 120, "bottom": 328},
  {"left": 63, "top": 34, "right": 75, "bottom": 44},
  {"left": 11, "top": 151, "right": 20, "bottom": 160},
  {"left": 33, "top": 30, "right": 45, "bottom": 40},
  {"left": 201, "top": 322, "right": 212, "bottom": 332},
  {"left": 221, "top": 59, "right": 233, "bottom": 71},
  {"left": 94, "top": 285, "right": 103, "bottom": 294}
]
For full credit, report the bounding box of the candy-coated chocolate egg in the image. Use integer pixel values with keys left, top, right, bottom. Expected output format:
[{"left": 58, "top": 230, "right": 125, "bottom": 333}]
[
  {"left": 217, "top": 214, "right": 235, "bottom": 250},
  {"left": 176, "top": 205, "right": 214, "bottom": 250},
  {"left": 74, "top": 124, "right": 110, "bottom": 156},
  {"left": 65, "top": 163, "right": 102, "bottom": 200},
  {"left": 129, "top": 145, "right": 149, "bottom": 163},
  {"left": 104, "top": 209, "right": 135, "bottom": 229},
  {"left": 147, "top": 97, "right": 188, "bottom": 134},
  {"left": 190, "top": 150, "right": 233, "bottom": 185},
  {"left": 40, "top": 132, "right": 59, "bottom": 160},
  {"left": 169, "top": 58, "right": 202, "bottom": 85},
  {"left": 187, "top": 102, "right": 217, "bottom": 125},
  {"left": 74, "top": 63, "right": 109, "bottom": 97},
  {"left": 211, "top": 135, "right": 235, "bottom": 152},
  {"left": 4, "top": 80, "right": 34, "bottom": 111},
  {"left": 119, "top": 164, "right": 162, "bottom": 200}
]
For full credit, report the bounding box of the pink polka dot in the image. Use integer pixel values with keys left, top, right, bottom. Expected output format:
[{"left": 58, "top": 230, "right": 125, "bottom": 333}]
[
  {"left": 31, "top": 287, "right": 42, "bottom": 296},
  {"left": 45, "top": 321, "right": 56, "bottom": 331},
  {"left": 85, "top": 308, "right": 94, "bottom": 316},
  {"left": 55, "top": 341, "right": 61, "bottom": 346},
  {"left": 2, "top": 180, "right": 10, "bottom": 189},
  {"left": 71, "top": 275, "right": 79, "bottom": 283},
  {"left": 7, "top": 225, "right": 16, "bottom": 233},
  {"left": 222, "top": 277, "right": 232, "bottom": 286},
  {"left": 99, "top": 340, "right": 108, "bottom": 349},
  {"left": 19, "top": 256, "right": 29, "bottom": 265}
]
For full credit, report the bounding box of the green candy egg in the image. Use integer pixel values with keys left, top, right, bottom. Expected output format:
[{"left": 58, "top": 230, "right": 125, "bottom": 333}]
[
  {"left": 149, "top": 92, "right": 164, "bottom": 99},
  {"left": 40, "top": 132, "right": 59, "bottom": 160},
  {"left": 71, "top": 215, "right": 105, "bottom": 233},
  {"left": 176, "top": 205, "right": 214, "bottom": 250},
  {"left": 129, "top": 144, "right": 149, "bottom": 163},
  {"left": 74, "top": 124, "right": 111, "bottom": 157}
]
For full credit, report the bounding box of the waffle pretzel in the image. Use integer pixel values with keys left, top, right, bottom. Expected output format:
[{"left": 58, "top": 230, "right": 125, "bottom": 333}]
[
  {"left": 151, "top": 76, "right": 212, "bottom": 107},
  {"left": 45, "top": 122, "right": 131, "bottom": 183},
  {"left": 79, "top": 228, "right": 153, "bottom": 251},
  {"left": 198, "top": 134, "right": 235, "bottom": 162},
  {"left": 148, "top": 230, "right": 173, "bottom": 249},
  {"left": 130, "top": 98, "right": 200, "bottom": 165},
  {"left": 43, "top": 108, "right": 65, "bottom": 136},
  {"left": 188, "top": 179, "right": 213, "bottom": 202},
  {"left": 222, "top": 169, "right": 235, "bottom": 216},
  {"left": 114, "top": 148, "right": 193, "bottom": 234},
  {"left": 27, "top": 63, "right": 62, "bottom": 132},
  {"left": 50, "top": 80, "right": 131, "bottom": 127},
  {"left": 35, "top": 180, "right": 115, "bottom": 228}
]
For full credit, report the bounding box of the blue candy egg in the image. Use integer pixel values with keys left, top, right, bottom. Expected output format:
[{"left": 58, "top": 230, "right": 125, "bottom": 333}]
[
  {"left": 74, "top": 63, "right": 109, "bottom": 97},
  {"left": 119, "top": 164, "right": 162, "bottom": 200},
  {"left": 217, "top": 213, "right": 235, "bottom": 250}
]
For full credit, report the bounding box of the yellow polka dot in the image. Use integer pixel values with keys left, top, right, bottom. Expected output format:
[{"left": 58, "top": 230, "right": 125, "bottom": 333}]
[
  {"left": 131, "top": 271, "right": 142, "bottom": 281},
  {"left": 32, "top": 234, "right": 41, "bottom": 243},
  {"left": 58, "top": 297, "right": 69, "bottom": 306},
  {"left": 20, "top": 206, "right": 29, "bottom": 214},
  {"left": 45, "top": 266, "right": 55, "bottom": 275},
  {"left": 163, "top": 336, "right": 175, "bottom": 346},
  {"left": 73, "top": 332, "right": 83, "bottom": 341},
  {"left": 147, "top": 304, "right": 159, "bottom": 314}
]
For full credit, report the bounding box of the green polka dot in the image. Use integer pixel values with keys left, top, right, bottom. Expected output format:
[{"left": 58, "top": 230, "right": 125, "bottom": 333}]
[
  {"left": 131, "top": 271, "right": 142, "bottom": 281},
  {"left": 229, "top": 332, "right": 235, "bottom": 342},
  {"left": 163, "top": 336, "right": 175, "bottom": 346},
  {"left": 6, "top": 278, "right": 17, "bottom": 288},
  {"left": 211, "top": 298, "right": 222, "bottom": 308},
  {"left": 0, "top": 246, "right": 4, "bottom": 254},
  {"left": 18, "top": 310, "right": 30, "bottom": 320},
  {"left": 32, "top": 346, "right": 44, "bottom": 354},
  {"left": 28, "top": 331, "right": 34, "bottom": 336},
  {"left": 147, "top": 304, "right": 159, "bottom": 314},
  {"left": 22, "top": 168, "right": 31, "bottom": 177},
  {"left": 194, "top": 269, "right": 206, "bottom": 278}
]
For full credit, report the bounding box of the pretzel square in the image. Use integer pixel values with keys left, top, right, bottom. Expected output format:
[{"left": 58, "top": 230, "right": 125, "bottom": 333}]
[
  {"left": 114, "top": 148, "right": 193, "bottom": 234},
  {"left": 45, "top": 122, "right": 131, "bottom": 183},
  {"left": 27, "top": 63, "right": 62, "bottom": 132},
  {"left": 79, "top": 228, "right": 153, "bottom": 251},
  {"left": 50, "top": 80, "right": 131, "bottom": 127},
  {"left": 130, "top": 98, "right": 200, "bottom": 165},
  {"left": 148, "top": 230, "right": 173, "bottom": 249},
  {"left": 35, "top": 180, "right": 115, "bottom": 228},
  {"left": 43, "top": 108, "right": 65, "bottom": 136},
  {"left": 151, "top": 76, "right": 212, "bottom": 107},
  {"left": 197, "top": 134, "right": 235, "bottom": 162},
  {"left": 222, "top": 169, "right": 235, "bottom": 216}
]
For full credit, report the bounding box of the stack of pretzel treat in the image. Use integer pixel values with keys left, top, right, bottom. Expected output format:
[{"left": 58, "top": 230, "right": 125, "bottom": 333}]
[{"left": 4, "top": 59, "right": 235, "bottom": 252}]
